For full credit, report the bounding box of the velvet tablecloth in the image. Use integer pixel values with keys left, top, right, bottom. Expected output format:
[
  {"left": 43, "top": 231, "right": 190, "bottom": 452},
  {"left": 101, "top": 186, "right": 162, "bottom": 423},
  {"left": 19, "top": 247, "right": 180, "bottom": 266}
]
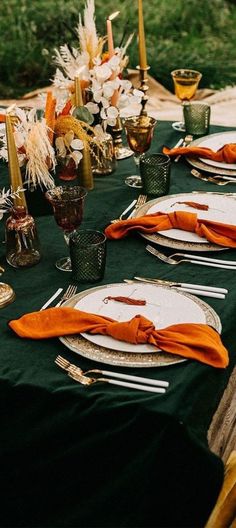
[{"left": 1, "top": 121, "right": 236, "bottom": 527}]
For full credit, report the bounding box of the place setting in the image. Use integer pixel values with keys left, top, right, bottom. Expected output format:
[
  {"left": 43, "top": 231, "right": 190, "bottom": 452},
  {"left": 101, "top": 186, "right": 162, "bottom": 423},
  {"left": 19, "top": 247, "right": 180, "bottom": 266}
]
[
  {"left": 131, "top": 191, "right": 236, "bottom": 252},
  {"left": 164, "top": 130, "right": 236, "bottom": 184},
  {"left": 9, "top": 280, "right": 228, "bottom": 372},
  {"left": 163, "top": 74, "right": 236, "bottom": 186}
]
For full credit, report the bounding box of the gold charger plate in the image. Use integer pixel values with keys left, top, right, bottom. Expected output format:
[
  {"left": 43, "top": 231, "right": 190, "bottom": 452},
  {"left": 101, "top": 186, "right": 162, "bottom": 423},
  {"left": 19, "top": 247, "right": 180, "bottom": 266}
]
[
  {"left": 186, "top": 131, "right": 236, "bottom": 176},
  {"left": 135, "top": 194, "right": 225, "bottom": 252},
  {"left": 59, "top": 283, "right": 221, "bottom": 368}
]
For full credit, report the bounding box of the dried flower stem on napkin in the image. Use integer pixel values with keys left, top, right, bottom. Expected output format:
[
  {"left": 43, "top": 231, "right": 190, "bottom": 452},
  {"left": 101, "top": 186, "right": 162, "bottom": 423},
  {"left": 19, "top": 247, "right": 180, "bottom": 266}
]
[
  {"left": 103, "top": 296, "right": 146, "bottom": 305},
  {"left": 171, "top": 201, "right": 209, "bottom": 210}
]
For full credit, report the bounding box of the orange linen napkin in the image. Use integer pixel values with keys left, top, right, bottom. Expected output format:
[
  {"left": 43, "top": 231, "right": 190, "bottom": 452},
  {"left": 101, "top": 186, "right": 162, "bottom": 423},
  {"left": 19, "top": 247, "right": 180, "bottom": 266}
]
[
  {"left": 104, "top": 211, "right": 236, "bottom": 248},
  {"left": 9, "top": 307, "right": 228, "bottom": 368},
  {"left": 163, "top": 143, "right": 236, "bottom": 163}
]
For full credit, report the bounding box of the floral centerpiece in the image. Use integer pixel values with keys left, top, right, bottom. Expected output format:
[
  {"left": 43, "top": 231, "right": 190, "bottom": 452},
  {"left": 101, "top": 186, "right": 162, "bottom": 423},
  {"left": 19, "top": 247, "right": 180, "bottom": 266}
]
[
  {"left": 52, "top": 0, "right": 143, "bottom": 129},
  {"left": 0, "top": 94, "right": 102, "bottom": 191},
  {"left": 0, "top": 0, "right": 142, "bottom": 190}
]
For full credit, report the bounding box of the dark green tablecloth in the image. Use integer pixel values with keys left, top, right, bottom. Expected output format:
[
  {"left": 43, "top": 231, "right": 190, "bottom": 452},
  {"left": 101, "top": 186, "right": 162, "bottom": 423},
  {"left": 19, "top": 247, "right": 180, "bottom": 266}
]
[{"left": 1, "top": 121, "right": 236, "bottom": 527}]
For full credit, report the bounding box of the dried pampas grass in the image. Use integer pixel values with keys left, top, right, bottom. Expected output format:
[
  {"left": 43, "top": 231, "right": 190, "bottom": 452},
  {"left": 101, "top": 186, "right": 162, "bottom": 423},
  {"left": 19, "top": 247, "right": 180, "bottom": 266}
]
[{"left": 25, "top": 121, "right": 56, "bottom": 189}]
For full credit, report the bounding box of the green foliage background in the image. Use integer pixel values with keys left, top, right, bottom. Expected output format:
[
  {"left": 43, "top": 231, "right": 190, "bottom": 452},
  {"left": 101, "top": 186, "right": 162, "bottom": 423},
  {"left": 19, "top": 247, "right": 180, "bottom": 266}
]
[{"left": 1, "top": 0, "right": 236, "bottom": 97}]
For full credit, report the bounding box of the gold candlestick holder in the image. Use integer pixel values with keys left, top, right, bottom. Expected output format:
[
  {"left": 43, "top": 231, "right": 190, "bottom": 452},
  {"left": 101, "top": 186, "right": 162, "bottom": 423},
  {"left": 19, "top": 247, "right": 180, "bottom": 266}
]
[
  {"left": 111, "top": 116, "right": 133, "bottom": 160},
  {"left": 137, "top": 65, "right": 150, "bottom": 116}
]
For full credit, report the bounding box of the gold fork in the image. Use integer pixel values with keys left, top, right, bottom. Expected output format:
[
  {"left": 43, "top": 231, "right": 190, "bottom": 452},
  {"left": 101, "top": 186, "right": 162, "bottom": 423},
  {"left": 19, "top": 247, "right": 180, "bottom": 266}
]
[
  {"left": 55, "top": 356, "right": 166, "bottom": 393},
  {"left": 127, "top": 194, "right": 147, "bottom": 219},
  {"left": 55, "top": 284, "right": 77, "bottom": 307},
  {"left": 55, "top": 355, "right": 169, "bottom": 388}
]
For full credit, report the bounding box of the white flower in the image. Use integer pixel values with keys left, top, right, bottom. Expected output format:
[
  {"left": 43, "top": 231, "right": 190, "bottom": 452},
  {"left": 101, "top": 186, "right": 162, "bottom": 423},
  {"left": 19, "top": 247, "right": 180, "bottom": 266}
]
[
  {"left": 100, "top": 107, "right": 107, "bottom": 121},
  {"left": 85, "top": 102, "right": 100, "bottom": 114},
  {"left": 93, "top": 88, "right": 103, "bottom": 103},
  {"left": 100, "top": 105, "right": 119, "bottom": 126},
  {"left": 93, "top": 63, "right": 112, "bottom": 83},
  {"left": 133, "top": 88, "right": 144, "bottom": 99},
  {"left": 120, "top": 79, "right": 132, "bottom": 91},
  {"left": 55, "top": 132, "right": 84, "bottom": 168},
  {"left": 100, "top": 96, "right": 110, "bottom": 109},
  {"left": 70, "top": 138, "right": 84, "bottom": 150},
  {"left": 70, "top": 150, "right": 83, "bottom": 167},
  {"left": 118, "top": 93, "right": 130, "bottom": 108},
  {"left": 55, "top": 136, "right": 67, "bottom": 158},
  {"left": 107, "top": 106, "right": 119, "bottom": 119},
  {"left": 108, "top": 54, "right": 120, "bottom": 71}
]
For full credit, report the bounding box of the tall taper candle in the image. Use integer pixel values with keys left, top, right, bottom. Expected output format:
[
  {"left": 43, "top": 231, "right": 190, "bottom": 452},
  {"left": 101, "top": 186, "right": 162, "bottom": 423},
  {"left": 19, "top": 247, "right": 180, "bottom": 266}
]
[
  {"left": 5, "top": 114, "right": 27, "bottom": 209},
  {"left": 138, "top": 0, "right": 147, "bottom": 69},
  {"left": 107, "top": 18, "right": 115, "bottom": 59},
  {"left": 107, "top": 12, "right": 120, "bottom": 59},
  {"left": 78, "top": 144, "right": 94, "bottom": 190},
  {"left": 74, "top": 76, "right": 83, "bottom": 107}
]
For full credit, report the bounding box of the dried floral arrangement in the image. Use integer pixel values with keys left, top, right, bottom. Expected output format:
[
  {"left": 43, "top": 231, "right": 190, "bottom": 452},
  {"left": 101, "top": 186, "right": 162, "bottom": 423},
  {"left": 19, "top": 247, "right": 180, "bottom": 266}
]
[
  {"left": 0, "top": 0, "right": 142, "bottom": 191},
  {"left": 0, "top": 188, "right": 24, "bottom": 220},
  {"left": 0, "top": 93, "right": 103, "bottom": 189},
  {"left": 52, "top": 0, "right": 142, "bottom": 127}
]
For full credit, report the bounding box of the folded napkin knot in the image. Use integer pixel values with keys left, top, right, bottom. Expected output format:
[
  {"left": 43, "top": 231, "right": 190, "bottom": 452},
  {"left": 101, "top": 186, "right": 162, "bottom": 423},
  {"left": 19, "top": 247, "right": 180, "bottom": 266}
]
[
  {"left": 163, "top": 143, "right": 236, "bottom": 163},
  {"left": 105, "top": 210, "right": 236, "bottom": 248},
  {"left": 8, "top": 307, "right": 229, "bottom": 368},
  {"left": 169, "top": 211, "right": 198, "bottom": 232}
]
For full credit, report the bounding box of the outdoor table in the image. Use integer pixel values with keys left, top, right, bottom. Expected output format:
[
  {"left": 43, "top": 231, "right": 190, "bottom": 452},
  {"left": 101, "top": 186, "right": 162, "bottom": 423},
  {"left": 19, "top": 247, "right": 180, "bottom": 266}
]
[{"left": 0, "top": 121, "right": 236, "bottom": 527}]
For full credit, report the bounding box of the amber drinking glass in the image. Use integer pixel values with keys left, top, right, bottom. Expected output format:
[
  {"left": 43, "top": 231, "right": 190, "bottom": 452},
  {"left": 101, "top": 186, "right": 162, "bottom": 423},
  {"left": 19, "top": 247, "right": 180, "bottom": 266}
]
[
  {"left": 123, "top": 116, "right": 157, "bottom": 188},
  {"left": 171, "top": 69, "right": 202, "bottom": 131},
  {"left": 45, "top": 185, "right": 87, "bottom": 272}
]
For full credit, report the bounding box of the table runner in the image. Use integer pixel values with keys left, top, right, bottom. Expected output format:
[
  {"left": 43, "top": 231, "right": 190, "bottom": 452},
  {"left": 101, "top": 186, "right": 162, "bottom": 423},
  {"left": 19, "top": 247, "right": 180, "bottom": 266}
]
[{"left": 0, "top": 121, "right": 236, "bottom": 527}]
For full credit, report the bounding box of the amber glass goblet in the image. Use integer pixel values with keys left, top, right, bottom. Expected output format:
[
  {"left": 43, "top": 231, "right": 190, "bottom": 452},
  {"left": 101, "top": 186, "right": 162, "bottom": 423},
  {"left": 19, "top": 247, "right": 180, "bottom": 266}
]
[
  {"left": 45, "top": 185, "right": 87, "bottom": 272},
  {"left": 171, "top": 69, "right": 202, "bottom": 132},
  {"left": 123, "top": 116, "right": 157, "bottom": 188}
]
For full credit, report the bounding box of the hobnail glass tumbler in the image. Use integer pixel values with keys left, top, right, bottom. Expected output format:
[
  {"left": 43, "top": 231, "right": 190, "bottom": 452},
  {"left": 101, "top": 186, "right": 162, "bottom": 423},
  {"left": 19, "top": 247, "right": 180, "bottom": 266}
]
[
  {"left": 140, "top": 154, "right": 171, "bottom": 196},
  {"left": 69, "top": 229, "right": 106, "bottom": 283},
  {"left": 183, "top": 102, "right": 211, "bottom": 136}
]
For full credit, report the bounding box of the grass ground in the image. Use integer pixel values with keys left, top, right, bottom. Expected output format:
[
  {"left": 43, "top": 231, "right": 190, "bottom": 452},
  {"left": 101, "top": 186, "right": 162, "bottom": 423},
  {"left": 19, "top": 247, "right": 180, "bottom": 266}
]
[{"left": 1, "top": 0, "right": 236, "bottom": 97}]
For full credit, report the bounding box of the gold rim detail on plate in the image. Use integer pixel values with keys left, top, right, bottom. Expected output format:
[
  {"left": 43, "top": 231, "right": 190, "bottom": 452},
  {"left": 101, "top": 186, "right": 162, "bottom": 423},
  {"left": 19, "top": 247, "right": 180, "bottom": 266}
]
[
  {"left": 59, "top": 283, "right": 221, "bottom": 368},
  {"left": 135, "top": 194, "right": 224, "bottom": 252}
]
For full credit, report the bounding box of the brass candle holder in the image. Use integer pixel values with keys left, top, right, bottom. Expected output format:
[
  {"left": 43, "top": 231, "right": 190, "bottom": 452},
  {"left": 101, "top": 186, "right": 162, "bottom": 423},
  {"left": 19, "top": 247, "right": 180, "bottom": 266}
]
[
  {"left": 137, "top": 65, "right": 150, "bottom": 116},
  {"left": 111, "top": 116, "right": 133, "bottom": 160}
]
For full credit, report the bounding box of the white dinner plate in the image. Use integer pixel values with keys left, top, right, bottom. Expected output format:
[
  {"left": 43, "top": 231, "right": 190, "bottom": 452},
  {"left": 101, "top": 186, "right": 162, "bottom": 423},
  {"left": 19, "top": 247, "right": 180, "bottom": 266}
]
[
  {"left": 139, "top": 192, "right": 236, "bottom": 245},
  {"left": 74, "top": 283, "right": 220, "bottom": 353},
  {"left": 197, "top": 131, "right": 236, "bottom": 170},
  {"left": 59, "top": 283, "right": 221, "bottom": 367}
]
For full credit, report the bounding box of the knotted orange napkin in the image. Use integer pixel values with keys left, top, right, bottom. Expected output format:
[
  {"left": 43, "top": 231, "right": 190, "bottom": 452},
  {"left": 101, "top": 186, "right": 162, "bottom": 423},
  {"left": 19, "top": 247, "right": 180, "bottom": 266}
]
[
  {"left": 9, "top": 307, "right": 228, "bottom": 368},
  {"left": 104, "top": 210, "right": 236, "bottom": 247},
  {"left": 163, "top": 143, "right": 236, "bottom": 163}
]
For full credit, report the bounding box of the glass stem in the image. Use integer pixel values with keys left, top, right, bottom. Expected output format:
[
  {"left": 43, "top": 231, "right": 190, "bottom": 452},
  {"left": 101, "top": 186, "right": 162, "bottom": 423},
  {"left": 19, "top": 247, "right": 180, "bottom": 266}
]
[
  {"left": 63, "top": 232, "right": 70, "bottom": 247},
  {"left": 133, "top": 153, "right": 141, "bottom": 168}
]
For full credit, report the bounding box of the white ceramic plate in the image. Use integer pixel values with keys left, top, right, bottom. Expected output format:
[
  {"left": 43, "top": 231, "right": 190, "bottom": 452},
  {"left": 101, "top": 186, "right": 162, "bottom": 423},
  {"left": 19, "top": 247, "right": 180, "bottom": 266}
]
[
  {"left": 196, "top": 131, "right": 236, "bottom": 170},
  {"left": 74, "top": 282, "right": 219, "bottom": 353},
  {"left": 59, "top": 283, "right": 221, "bottom": 367},
  {"left": 144, "top": 192, "right": 236, "bottom": 244}
]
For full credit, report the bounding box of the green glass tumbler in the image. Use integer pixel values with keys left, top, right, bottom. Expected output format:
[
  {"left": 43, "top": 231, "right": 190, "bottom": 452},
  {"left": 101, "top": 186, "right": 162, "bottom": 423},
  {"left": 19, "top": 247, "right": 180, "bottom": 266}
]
[
  {"left": 140, "top": 153, "right": 171, "bottom": 197},
  {"left": 69, "top": 230, "right": 106, "bottom": 283},
  {"left": 183, "top": 102, "right": 211, "bottom": 136}
]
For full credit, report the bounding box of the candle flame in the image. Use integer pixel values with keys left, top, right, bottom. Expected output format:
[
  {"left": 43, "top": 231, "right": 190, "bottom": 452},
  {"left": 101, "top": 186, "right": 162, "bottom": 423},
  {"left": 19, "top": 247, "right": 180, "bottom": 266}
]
[{"left": 108, "top": 11, "right": 120, "bottom": 21}]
